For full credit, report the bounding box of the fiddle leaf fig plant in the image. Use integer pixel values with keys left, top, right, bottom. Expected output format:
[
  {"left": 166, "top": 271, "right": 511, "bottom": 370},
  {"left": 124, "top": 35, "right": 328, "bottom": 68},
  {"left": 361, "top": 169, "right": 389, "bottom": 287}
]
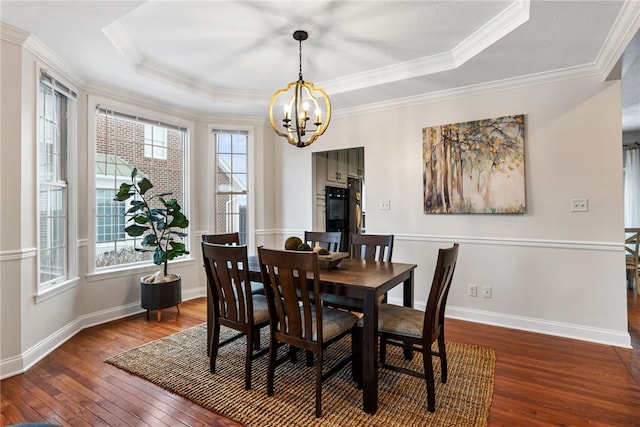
[{"left": 114, "top": 168, "right": 189, "bottom": 281}]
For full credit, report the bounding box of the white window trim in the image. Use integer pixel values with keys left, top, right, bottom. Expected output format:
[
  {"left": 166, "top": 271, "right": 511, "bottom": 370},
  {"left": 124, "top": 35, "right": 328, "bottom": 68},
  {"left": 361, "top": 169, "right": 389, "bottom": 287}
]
[
  {"left": 209, "top": 124, "right": 255, "bottom": 253},
  {"left": 87, "top": 94, "right": 194, "bottom": 275},
  {"left": 35, "top": 65, "right": 78, "bottom": 301}
]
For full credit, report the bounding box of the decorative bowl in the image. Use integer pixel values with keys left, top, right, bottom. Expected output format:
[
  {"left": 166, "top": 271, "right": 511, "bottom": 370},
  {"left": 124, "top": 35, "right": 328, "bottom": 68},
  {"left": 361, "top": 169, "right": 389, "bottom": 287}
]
[{"left": 317, "top": 252, "right": 349, "bottom": 269}]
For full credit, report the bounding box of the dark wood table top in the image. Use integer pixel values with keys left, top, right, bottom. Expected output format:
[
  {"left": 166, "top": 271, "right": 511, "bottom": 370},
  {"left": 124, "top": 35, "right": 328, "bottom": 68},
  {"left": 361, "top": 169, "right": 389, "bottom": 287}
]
[{"left": 247, "top": 255, "right": 416, "bottom": 296}]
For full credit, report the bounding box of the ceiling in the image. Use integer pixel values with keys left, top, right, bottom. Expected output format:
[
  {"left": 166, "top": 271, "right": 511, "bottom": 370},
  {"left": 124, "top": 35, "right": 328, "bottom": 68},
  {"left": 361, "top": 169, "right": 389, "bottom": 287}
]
[{"left": 2, "top": 1, "right": 640, "bottom": 131}]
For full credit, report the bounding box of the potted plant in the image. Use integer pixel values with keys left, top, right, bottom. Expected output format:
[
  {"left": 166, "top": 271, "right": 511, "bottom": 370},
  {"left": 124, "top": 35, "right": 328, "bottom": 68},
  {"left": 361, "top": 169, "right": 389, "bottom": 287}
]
[{"left": 114, "top": 168, "right": 189, "bottom": 320}]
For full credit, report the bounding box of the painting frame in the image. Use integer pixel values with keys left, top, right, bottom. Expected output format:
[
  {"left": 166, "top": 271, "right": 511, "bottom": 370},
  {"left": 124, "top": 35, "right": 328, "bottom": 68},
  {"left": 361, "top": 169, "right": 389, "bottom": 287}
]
[{"left": 423, "top": 114, "right": 525, "bottom": 214}]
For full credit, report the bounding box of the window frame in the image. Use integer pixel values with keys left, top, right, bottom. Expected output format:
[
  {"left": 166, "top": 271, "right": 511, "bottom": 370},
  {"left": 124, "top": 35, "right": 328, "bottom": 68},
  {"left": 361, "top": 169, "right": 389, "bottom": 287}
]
[
  {"left": 87, "top": 95, "right": 193, "bottom": 276},
  {"left": 35, "top": 67, "right": 78, "bottom": 301},
  {"left": 210, "top": 126, "right": 254, "bottom": 251}
]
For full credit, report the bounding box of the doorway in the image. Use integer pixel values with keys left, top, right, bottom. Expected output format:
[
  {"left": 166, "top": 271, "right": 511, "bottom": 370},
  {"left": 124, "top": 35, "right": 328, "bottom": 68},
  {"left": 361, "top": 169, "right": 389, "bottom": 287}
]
[{"left": 311, "top": 148, "right": 365, "bottom": 247}]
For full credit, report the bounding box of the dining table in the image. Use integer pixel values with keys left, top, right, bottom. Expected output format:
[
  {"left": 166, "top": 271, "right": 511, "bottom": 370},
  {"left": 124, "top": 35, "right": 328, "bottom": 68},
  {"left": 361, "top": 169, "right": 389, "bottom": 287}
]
[{"left": 242, "top": 254, "right": 417, "bottom": 415}]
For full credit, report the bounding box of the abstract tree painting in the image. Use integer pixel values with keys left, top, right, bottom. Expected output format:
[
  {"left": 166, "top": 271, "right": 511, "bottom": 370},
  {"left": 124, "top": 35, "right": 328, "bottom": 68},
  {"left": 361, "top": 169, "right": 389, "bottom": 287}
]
[{"left": 423, "top": 114, "right": 525, "bottom": 214}]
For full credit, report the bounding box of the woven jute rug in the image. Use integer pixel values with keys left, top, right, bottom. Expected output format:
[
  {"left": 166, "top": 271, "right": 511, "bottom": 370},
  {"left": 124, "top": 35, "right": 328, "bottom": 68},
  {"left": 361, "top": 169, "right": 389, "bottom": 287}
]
[{"left": 106, "top": 324, "right": 494, "bottom": 426}]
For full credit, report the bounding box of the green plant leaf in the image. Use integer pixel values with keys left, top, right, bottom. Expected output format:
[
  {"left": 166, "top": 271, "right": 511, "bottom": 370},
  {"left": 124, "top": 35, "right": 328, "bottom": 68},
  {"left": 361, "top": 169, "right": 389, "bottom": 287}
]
[
  {"left": 142, "top": 234, "right": 157, "bottom": 246},
  {"left": 126, "top": 200, "right": 145, "bottom": 214},
  {"left": 138, "top": 177, "right": 153, "bottom": 195},
  {"left": 114, "top": 183, "right": 133, "bottom": 201},
  {"left": 124, "top": 224, "right": 148, "bottom": 237},
  {"left": 153, "top": 248, "right": 166, "bottom": 265},
  {"left": 168, "top": 211, "right": 189, "bottom": 228},
  {"left": 133, "top": 215, "right": 151, "bottom": 224}
]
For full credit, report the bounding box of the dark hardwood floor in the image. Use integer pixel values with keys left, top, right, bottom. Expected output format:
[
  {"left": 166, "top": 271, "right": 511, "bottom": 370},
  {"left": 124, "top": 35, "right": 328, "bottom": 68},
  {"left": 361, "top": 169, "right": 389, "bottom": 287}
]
[{"left": 2, "top": 296, "right": 639, "bottom": 426}]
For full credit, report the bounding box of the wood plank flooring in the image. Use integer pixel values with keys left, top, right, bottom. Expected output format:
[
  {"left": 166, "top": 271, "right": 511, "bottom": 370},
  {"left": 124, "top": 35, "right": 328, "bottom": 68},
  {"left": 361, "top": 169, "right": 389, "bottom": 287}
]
[{"left": 2, "top": 295, "right": 639, "bottom": 426}]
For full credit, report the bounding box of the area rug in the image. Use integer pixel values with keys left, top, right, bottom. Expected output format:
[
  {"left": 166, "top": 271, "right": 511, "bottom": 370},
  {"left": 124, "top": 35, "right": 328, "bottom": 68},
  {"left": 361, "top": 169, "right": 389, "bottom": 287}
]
[{"left": 106, "top": 324, "right": 494, "bottom": 426}]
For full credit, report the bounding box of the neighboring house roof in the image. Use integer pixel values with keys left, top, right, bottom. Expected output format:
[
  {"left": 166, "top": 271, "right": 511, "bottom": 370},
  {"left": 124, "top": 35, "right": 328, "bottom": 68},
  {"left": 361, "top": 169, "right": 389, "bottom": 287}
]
[{"left": 95, "top": 153, "right": 147, "bottom": 179}]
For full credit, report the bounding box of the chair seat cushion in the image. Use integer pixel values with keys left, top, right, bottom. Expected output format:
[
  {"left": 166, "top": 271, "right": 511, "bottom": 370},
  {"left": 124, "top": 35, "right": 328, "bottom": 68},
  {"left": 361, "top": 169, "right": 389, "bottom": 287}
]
[
  {"left": 369, "top": 303, "right": 424, "bottom": 339},
  {"left": 296, "top": 306, "right": 359, "bottom": 341},
  {"left": 251, "top": 294, "right": 270, "bottom": 324}
]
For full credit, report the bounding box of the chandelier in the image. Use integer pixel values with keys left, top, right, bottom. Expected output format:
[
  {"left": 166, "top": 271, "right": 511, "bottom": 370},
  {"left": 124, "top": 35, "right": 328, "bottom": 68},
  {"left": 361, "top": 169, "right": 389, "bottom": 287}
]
[{"left": 269, "top": 30, "right": 331, "bottom": 148}]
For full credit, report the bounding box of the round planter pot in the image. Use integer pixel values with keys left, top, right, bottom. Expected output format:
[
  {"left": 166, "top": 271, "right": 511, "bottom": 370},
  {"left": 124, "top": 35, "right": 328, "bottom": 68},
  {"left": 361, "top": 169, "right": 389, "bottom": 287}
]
[{"left": 141, "top": 276, "right": 182, "bottom": 321}]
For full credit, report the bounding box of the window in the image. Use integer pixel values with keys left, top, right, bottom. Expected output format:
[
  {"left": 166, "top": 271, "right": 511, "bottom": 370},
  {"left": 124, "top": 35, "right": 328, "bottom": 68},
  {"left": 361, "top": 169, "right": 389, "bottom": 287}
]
[
  {"left": 144, "top": 124, "right": 167, "bottom": 160},
  {"left": 96, "top": 189, "right": 126, "bottom": 242},
  {"left": 39, "top": 73, "right": 74, "bottom": 287},
  {"left": 213, "top": 130, "right": 248, "bottom": 245},
  {"left": 95, "top": 107, "right": 188, "bottom": 270}
]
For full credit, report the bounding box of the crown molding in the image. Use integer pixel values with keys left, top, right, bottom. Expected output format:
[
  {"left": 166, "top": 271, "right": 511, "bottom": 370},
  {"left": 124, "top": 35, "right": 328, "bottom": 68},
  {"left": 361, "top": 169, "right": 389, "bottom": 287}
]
[
  {"left": 321, "top": 0, "right": 530, "bottom": 95},
  {"left": 596, "top": 0, "right": 640, "bottom": 79},
  {"left": 104, "top": 19, "right": 270, "bottom": 105},
  {"left": 102, "top": 1, "right": 529, "bottom": 103},
  {"left": 135, "top": 58, "right": 270, "bottom": 105},
  {"left": 333, "top": 62, "right": 601, "bottom": 120},
  {"left": 0, "top": 22, "right": 85, "bottom": 88},
  {"left": 101, "top": 20, "right": 143, "bottom": 66},
  {"left": 0, "top": 22, "right": 29, "bottom": 45}
]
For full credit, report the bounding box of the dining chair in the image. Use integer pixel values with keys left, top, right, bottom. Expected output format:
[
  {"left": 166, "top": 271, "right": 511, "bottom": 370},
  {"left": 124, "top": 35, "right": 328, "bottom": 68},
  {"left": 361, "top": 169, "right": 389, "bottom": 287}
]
[
  {"left": 322, "top": 233, "right": 395, "bottom": 311},
  {"left": 359, "top": 243, "right": 459, "bottom": 412},
  {"left": 625, "top": 229, "right": 639, "bottom": 292},
  {"left": 202, "top": 233, "right": 264, "bottom": 355},
  {"left": 201, "top": 242, "right": 270, "bottom": 390},
  {"left": 201, "top": 233, "right": 263, "bottom": 290},
  {"left": 304, "top": 231, "right": 342, "bottom": 252},
  {"left": 257, "top": 247, "right": 359, "bottom": 418},
  {"left": 349, "top": 233, "right": 394, "bottom": 262}
]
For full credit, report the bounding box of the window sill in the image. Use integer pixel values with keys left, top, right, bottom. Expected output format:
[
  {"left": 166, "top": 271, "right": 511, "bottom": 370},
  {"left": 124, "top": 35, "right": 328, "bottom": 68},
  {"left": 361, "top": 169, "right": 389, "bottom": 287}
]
[
  {"left": 86, "top": 257, "right": 197, "bottom": 283},
  {"left": 34, "top": 277, "right": 79, "bottom": 304}
]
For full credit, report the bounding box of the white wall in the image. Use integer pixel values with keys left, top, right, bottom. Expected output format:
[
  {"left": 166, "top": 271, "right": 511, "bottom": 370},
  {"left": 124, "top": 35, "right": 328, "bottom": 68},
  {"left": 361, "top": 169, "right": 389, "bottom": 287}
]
[{"left": 276, "top": 74, "right": 630, "bottom": 347}]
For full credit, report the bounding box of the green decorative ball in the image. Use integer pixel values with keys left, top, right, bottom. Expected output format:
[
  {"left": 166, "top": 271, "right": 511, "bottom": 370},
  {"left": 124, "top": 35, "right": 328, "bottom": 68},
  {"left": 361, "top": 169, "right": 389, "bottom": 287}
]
[
  {"left": 285, "top": 236, "right": 303, "bottom": 250},
  {"left": 296, "top": 243, "right": 312, "bottom": 251}
]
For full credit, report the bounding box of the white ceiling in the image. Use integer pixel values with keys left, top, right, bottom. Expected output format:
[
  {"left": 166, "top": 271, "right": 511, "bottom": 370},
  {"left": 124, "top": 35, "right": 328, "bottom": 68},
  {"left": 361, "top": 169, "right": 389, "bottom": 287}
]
[{"left": 2, "top": 0, "right": 640, "bottom": 131}]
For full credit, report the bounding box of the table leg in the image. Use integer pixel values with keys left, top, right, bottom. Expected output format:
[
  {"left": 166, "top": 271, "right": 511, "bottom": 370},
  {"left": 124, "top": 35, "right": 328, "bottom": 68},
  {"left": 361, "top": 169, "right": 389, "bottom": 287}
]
[
  {"left": 403, "top": 270, "right": 415, "bottom": 360},
  {"left": 362, "top": 291, "right": 378, "bottom": 414},
  {"left": 207, "top": 287, "right": 213, "bottom": 356}
]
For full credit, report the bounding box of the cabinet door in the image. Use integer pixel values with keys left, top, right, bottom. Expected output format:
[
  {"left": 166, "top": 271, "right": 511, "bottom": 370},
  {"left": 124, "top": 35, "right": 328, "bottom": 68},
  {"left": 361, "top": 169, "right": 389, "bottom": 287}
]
[
  {"left": 315, "top": 152, "right": 328, "bottom": 194},
  {"left": 326, "top": 151, "right": 338, "bottom": 183},
  {"left": 315, "top": 195, "right": 326, "bottom": 231},
  {"left": 348, "top": 147, "right": 364, "bottom": 178},
  {"left": 336, "top": 150, "right": 348, "bottom": 184},
  {"left": 326, "top": 151, "right": 348, "bottom": 185}
]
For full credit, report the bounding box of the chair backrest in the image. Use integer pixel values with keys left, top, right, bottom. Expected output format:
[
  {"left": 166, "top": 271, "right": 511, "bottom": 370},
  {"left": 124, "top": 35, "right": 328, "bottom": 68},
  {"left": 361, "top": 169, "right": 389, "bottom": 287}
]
[
  {"left": 423, "top": 244, "right": 459, "bottom": 341},
  {"left": 304, "top": 231, "right": 342, "bottom": 252},
  {"left": 349, "top": 233, "right": 394, "bottom": 262},
  {"left": 202, "top": 232, "right": 240, "bottom": 245},
  {"left": 625, "top": 229, "right": 640, "bottom": 265},
  {"left": 201, "top": 242, "right": 254, "bottom": 326},
  {"left": 257, "top": 247, "right": 323, "bottom": 346}
]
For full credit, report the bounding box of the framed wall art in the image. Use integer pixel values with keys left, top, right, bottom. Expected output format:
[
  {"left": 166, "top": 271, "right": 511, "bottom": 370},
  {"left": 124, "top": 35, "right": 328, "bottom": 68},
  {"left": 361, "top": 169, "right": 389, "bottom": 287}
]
[{"left": 423, "top": 114, "right": 525, "bottom": 214}]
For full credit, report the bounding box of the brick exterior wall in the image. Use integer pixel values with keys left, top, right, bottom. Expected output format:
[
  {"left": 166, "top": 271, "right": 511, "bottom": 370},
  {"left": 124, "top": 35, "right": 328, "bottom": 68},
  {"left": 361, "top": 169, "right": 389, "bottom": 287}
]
[{"left": 96, "top": 114, "right": 185, "bottom": 206}]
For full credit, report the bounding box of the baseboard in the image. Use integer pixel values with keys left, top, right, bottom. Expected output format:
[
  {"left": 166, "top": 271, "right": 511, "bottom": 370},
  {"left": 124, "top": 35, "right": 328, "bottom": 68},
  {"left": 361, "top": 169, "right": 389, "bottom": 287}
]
[
  {"left": 0, "top": 287, "right": 206, "bottom": 380},
  {"left": 386, "top": 296, "right": 632, "bottom": 349},
  {"left": 446, "top": 306, "right": 632, "bottom": 348}
]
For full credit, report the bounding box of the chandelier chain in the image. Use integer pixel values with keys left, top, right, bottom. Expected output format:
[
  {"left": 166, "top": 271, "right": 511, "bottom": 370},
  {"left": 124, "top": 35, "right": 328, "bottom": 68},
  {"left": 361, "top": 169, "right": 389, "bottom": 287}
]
[{"left": 298, "top": 38, "right": 303, "bottom": 81}]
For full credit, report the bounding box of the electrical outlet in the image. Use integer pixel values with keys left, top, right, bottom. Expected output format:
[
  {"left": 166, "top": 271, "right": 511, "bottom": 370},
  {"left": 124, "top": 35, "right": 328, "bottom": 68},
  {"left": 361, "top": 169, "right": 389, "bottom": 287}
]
[
  {"left": 482, "top": 286, "right": 492, "bottom": 298},
  {"left": 571, "top": 198, "right": 588, "bottom": 212},
  {"left": 380, "top": 200, "right": 390, "bottom": 210},
  {"left": 468, "top": 284, "right": 477, "bottom": 297}
]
